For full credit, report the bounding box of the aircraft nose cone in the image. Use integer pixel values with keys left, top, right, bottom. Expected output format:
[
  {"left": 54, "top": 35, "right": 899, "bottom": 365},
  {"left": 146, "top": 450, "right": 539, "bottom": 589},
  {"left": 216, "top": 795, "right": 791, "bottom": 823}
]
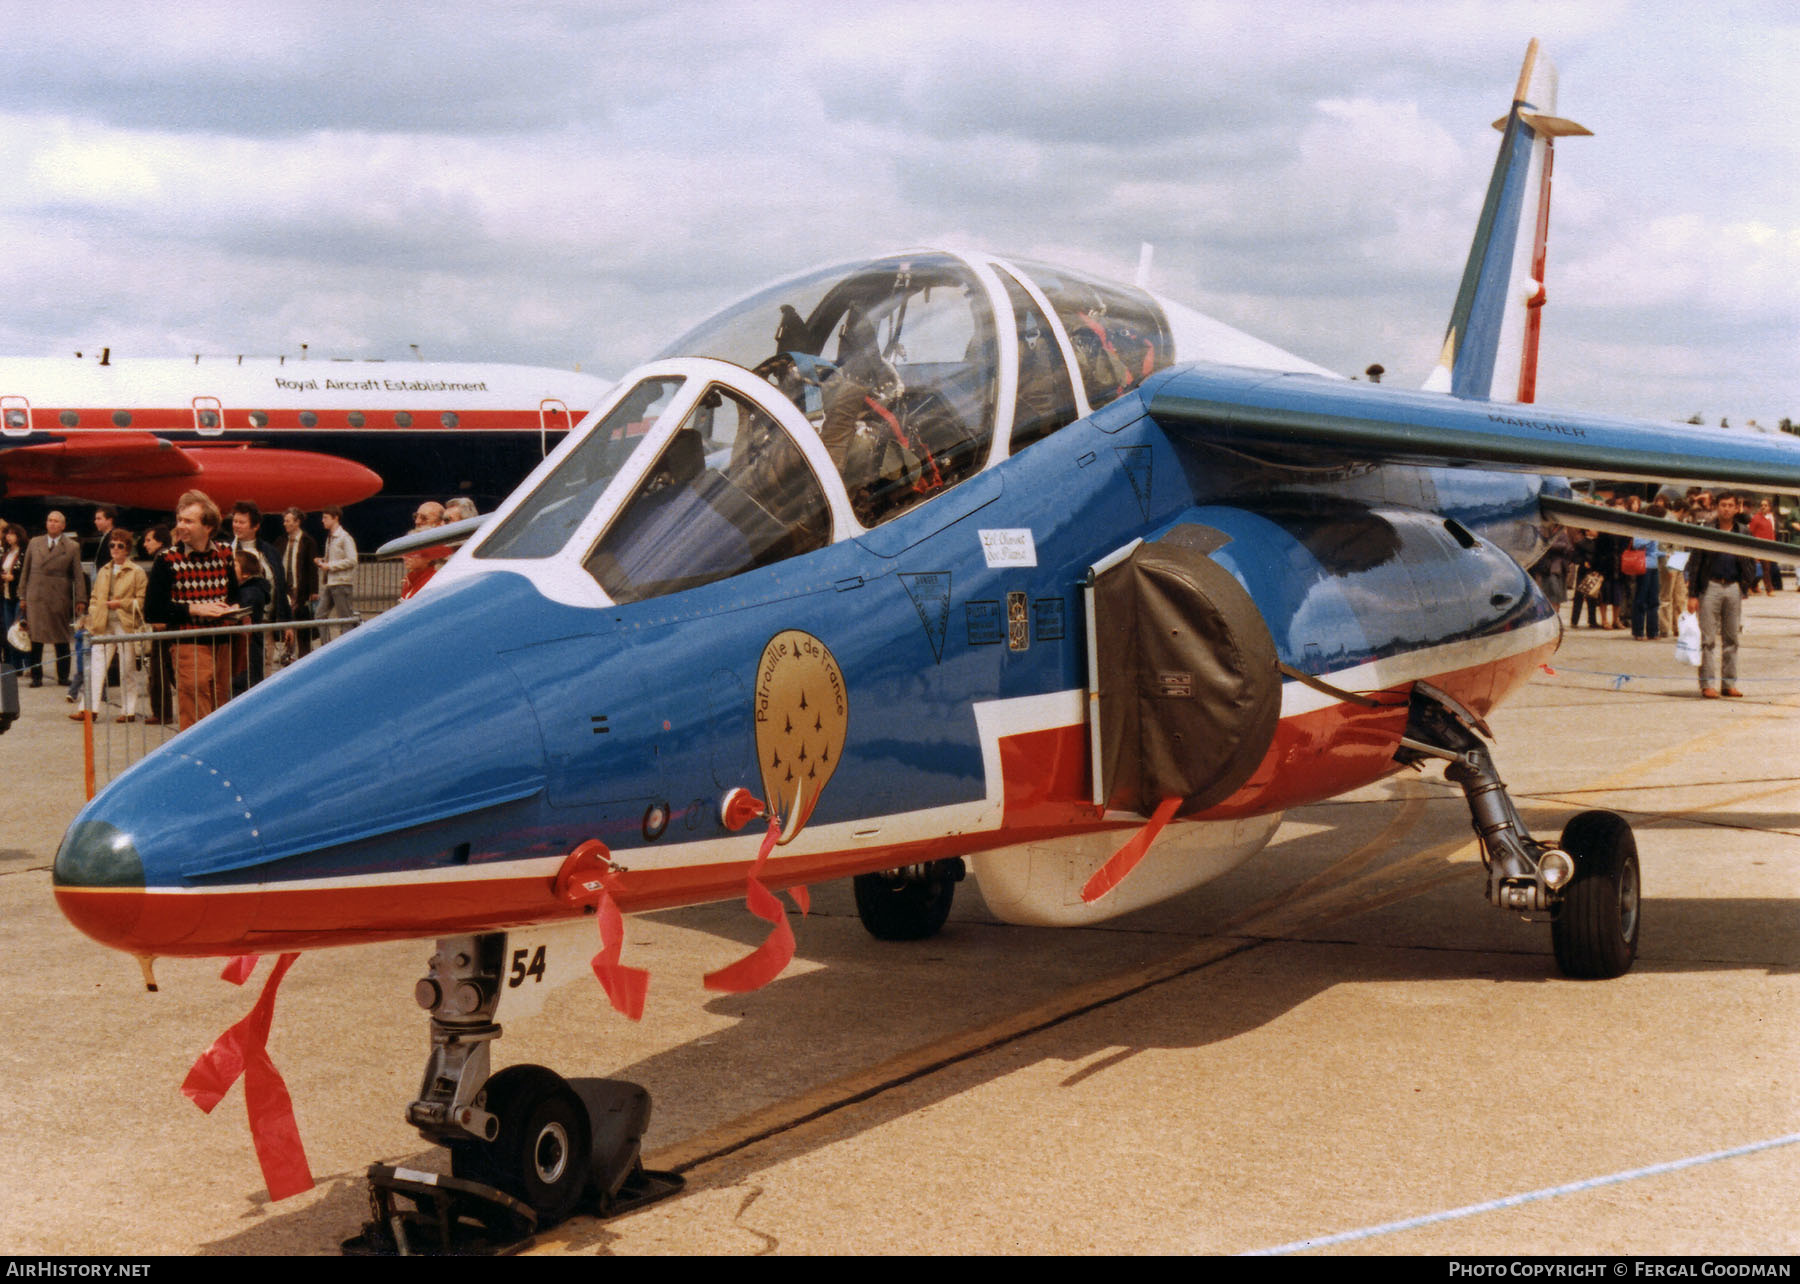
[
  {"left": 54, "top": 819, "right": 145, "bottom": 888},
  {"left": 53, "top": 819, "right": 146, "bottom": 947},
  {"left": 52, "top": 572, "right": 563, "bottom": 956},
  {"left": 54, "top": 752, "right": 267, "bottom": 953}
]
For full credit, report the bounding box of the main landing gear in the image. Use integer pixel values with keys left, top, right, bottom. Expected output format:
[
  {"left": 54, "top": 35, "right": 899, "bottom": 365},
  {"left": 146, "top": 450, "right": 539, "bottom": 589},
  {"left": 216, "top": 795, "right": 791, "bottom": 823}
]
[
  {"left": 1399, "top": 683, "right": 1639, "bottom": 979},
  {"left": 343, "top": 931, "right": 683, "bottom": 1256},
  {"left": 853, "top": 858, "right": 965, "bottom": 940}
]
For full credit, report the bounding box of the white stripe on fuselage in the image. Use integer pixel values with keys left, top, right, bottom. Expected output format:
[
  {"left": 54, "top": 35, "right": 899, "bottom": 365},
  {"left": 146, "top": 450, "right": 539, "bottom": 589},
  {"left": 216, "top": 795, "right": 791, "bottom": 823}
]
[
  {"left": 1279, "top": 614, "right": 1558, "bottom": 716},
  {"left": 148, "top": 616, "right": 1557, "bottom": 898}
]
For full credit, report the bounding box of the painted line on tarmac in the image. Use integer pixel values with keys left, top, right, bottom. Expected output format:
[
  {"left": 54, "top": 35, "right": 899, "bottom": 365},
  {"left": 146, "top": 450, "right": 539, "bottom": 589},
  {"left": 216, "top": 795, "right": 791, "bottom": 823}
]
[
  {"left": 1243, "top": 1130, "right": 1800, "bottom": 1255},
  {"left": 1629, "top": 776, "right": 1800, "bottom": 831},
  {"left": 1257, "top": 787, "right": 1430, "bottom": 908},
  {"left": 1524, "top": 776, "right": 1800, "bottom": 842},
  {"left": 1575, "top": 693, "right": 1800, "bottom": 796}
]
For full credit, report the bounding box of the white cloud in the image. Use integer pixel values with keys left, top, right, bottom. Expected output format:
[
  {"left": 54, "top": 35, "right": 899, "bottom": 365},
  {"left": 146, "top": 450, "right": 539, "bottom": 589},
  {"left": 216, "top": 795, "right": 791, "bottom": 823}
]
[
  {"left": 1565, "top": 214, "right": 1800, "bottom": 314},
  {"left": 0, "top": 0, "right": 1788, "bottom": 423}
]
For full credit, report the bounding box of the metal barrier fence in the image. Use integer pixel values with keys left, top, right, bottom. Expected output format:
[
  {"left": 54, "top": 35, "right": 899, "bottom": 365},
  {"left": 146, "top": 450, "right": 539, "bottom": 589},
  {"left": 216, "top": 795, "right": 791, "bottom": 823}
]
[
  {"left": 71, "top": 557, "right": 410, "bottom": 794},
  {"left": 353, "top": 558, "right": 406, "bottom": 616}
]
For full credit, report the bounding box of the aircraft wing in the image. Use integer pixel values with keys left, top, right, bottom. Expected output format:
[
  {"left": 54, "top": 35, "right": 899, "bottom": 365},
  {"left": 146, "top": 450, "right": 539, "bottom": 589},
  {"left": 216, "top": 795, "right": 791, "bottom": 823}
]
[
  {"left": 1147, "top": 364, "right": 1800, "bottom": 492},
  {"left": 1539, "top": 495, "right": 1800, "bottom": 566},
  {"left": 0, "top": 431, "right": 201, "bottom": 490}
]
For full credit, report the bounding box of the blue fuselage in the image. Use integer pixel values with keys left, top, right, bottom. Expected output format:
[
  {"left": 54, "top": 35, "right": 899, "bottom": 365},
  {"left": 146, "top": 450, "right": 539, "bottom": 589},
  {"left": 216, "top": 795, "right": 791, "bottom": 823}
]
[{"left": 52, "top": 369, "right": 1558, "bottom": 956}]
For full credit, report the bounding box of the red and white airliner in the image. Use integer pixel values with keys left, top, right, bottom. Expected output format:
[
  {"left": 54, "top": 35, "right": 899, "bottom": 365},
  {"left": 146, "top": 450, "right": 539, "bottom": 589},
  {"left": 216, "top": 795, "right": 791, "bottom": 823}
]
[{"left": 0, "top": 352, "right": 612, "bottom": 521}]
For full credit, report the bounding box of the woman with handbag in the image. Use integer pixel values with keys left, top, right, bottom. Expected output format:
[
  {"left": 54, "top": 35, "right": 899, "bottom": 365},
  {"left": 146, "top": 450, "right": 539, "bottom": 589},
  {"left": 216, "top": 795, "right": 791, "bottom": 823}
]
[
  {"left": 1570, "top": 529, "right": 1602, "bottom": 627},
  {"left": 1593, "top": 528, "right": 1626, "bottom": 629}
]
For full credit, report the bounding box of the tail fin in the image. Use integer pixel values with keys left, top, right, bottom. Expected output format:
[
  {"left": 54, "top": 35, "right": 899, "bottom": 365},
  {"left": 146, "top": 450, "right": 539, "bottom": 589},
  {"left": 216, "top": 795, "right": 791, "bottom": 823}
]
[{"left": 1423, "top": 39, "right": 1590, "bottom": 402}]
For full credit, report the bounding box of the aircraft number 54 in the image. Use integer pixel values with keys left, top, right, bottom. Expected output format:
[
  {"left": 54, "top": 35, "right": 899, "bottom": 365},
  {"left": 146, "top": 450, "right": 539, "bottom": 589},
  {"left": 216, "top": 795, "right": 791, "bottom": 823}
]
[{"left": 507, "top": 945, "right": 548, "bottom": 988}]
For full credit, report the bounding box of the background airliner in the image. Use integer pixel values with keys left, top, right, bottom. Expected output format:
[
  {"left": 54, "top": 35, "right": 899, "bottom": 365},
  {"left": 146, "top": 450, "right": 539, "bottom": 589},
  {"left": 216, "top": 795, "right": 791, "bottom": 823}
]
[{"left": 0, "top": 353, "right": 611, "bottom": 531}]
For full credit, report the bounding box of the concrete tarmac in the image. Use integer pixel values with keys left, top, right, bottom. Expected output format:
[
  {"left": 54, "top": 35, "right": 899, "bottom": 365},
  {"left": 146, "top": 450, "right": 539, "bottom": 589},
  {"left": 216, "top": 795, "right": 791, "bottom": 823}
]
[{"left": 2, "top": 591, "right": 1796, "bottom": 1256}]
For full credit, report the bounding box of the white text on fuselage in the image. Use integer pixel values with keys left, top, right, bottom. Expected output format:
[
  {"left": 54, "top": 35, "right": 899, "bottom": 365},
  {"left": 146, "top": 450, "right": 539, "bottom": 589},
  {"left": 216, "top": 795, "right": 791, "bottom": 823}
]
[{"left": 273, "top": 378, "right": 491, "bottom": 393}]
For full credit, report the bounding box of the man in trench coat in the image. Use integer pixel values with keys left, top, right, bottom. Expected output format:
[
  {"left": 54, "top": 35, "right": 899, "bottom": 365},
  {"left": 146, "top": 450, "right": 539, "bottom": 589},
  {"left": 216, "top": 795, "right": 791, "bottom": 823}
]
[{"left": 18, "top": 510, "right": 86, "bottom": 688}]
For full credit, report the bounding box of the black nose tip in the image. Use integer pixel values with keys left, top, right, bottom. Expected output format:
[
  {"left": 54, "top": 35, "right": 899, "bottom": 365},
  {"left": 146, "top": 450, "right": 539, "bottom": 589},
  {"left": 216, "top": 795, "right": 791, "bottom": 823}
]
[{"left": 54, "top": 820, "right": 145, "bottom": 889}]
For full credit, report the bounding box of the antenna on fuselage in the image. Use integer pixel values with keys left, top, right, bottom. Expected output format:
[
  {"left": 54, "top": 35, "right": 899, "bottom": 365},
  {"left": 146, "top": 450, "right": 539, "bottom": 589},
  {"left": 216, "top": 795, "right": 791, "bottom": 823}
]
[{"left": 1135, "top": 242, "right": 1154, "bottom": 289}]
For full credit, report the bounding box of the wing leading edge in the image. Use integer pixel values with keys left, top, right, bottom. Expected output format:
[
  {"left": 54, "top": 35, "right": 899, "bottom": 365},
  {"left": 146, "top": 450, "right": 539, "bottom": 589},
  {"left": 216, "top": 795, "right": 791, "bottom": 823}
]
[{"left": 1147, "top": 364, "right": 1800, "bottom": 494}]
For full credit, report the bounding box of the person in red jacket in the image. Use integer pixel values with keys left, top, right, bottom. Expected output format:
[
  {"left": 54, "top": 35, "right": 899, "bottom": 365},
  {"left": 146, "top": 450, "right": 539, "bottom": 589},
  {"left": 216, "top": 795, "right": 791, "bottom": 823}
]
[
  {"left": 1749, "top": 497, "right": 1781, "bottom": 593},
  {"left": 400, "top": 501, "right": 453, "bottom": 600}
]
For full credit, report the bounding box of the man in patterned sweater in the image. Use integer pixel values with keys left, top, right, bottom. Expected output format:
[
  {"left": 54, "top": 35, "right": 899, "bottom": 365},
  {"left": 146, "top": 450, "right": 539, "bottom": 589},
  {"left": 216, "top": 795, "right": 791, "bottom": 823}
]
[{"left": 146, "top": 489, "right": 240, "bottom": 728}]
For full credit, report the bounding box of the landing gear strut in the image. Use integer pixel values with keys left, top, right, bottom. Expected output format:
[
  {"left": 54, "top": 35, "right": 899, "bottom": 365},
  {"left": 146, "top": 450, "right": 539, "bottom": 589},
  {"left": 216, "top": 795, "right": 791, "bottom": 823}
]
[
  {"left": 1399, "top": 683, "right": 1639, "bottom": 979},
  {"left": 344, "top": 931, "right": 682, "bottom": 1255}
]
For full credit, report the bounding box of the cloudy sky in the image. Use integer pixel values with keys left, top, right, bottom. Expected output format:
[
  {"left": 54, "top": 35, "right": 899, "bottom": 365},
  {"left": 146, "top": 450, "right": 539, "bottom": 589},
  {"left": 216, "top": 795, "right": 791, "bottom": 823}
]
[{"left": 1, "top": 0, "right": 1793, "bottom": 426}]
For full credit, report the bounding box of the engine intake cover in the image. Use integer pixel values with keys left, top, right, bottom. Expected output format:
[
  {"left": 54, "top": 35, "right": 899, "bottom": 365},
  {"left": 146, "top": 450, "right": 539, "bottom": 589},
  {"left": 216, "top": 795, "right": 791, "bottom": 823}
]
[{"left": 1093, "top": 525, "right": 1280, "bottom": 817}]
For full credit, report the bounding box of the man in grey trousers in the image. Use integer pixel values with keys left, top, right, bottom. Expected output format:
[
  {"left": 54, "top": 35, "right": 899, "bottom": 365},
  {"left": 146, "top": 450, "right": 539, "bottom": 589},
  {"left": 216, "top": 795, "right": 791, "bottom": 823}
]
[
  {"left": 1685, "top": 492, "right": 1758, "bottom": 699},
  {"left": 315, "top": 506, "right": 359, "bottom": 640}
]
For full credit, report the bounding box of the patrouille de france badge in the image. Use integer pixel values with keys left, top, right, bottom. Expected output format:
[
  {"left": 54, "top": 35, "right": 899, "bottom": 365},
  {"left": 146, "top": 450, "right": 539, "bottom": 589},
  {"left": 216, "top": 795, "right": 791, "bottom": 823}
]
[{"left": 754, "top": 630, "right": 847, "bottom": 844}]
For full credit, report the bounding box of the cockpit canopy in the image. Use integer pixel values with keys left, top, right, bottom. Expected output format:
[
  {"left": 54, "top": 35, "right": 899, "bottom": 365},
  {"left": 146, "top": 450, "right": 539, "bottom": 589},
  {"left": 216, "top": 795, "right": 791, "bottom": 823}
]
[{"left": 470, "top": 249, "right": 1181, "bottom": 604}]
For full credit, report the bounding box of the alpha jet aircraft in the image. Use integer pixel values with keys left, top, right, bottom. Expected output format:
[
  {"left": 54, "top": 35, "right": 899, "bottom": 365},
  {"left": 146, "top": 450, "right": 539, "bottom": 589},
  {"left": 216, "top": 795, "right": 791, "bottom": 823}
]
[{"left": 52, "top": 44, "right": 1800, "bottom": 1227}]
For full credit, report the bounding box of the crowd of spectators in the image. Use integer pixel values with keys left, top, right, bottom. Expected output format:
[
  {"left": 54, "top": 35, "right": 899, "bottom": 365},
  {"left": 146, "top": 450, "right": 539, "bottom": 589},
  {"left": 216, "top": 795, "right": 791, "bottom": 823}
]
[
  {"left": 1534, "top": 488, "right": 1792, "bottom": 630},
  {"left": 0, "top": 491, "right": 476, "bottom": 731},
  {"left": 1532, "top": 486, "right": 1793, "bottom": 695},
  {"left": 8, "top": 480, "right": 1784, "bottom": 729}
]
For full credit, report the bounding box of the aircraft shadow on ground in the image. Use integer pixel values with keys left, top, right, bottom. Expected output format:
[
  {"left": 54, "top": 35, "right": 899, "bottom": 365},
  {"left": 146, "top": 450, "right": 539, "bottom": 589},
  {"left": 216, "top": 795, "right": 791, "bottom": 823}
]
[
  {"left": 201, "top": 869, "right": 1796, "bottom": 1255},
  {"left": 556, "top": 889, "right": 1798, "bottom": 1252}
]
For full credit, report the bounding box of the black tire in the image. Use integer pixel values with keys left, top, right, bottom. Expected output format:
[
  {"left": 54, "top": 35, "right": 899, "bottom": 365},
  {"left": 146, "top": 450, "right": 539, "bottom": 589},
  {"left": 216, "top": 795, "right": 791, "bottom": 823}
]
[
  {"left": 853, "top": 865, "right": 955, "bottom": 941},
  {"left": 1551, "top": 810, "right": 1641, "bottom": 979},
  {"left": 451, "top": 1064, "right": 591, "bottom": 1225}
]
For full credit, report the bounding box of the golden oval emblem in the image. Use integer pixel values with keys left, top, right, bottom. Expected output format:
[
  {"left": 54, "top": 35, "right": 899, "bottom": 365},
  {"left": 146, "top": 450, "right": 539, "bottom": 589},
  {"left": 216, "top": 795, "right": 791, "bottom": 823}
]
[{"left": 753, "top": 630, "right": 847, "bottom": 844}]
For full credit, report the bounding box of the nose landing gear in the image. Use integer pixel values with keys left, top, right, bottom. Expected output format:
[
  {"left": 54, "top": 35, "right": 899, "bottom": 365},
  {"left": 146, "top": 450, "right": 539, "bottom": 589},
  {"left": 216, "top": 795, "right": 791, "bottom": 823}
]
[
  {"left": 343, "top": 931, "right": 683, "bottom": 1256},
  {"left": 1400, "top": 682, "right": 1640, "bottom": 979}
]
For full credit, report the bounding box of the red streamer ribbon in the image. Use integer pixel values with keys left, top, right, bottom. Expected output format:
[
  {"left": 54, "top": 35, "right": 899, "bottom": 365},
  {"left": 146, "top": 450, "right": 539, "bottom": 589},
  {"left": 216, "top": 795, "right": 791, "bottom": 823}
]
[
  {"left": 556, "top": 839, "right": 650, "bottom": 1021},
  {"left": 591, "top": 886, "right": 650, "bottom": 1021},
  {"left": 219, "top": 954, "right": 260, "bottom": 985},
  {"left": 1080, "top": 796, "right": 1183, "bottom": 904},
  {"left": 703, "top": 817, "right": 796, "bottom": 993},
  {"left": 181, "top": 952, "right": 314, "bottom": 1201}
]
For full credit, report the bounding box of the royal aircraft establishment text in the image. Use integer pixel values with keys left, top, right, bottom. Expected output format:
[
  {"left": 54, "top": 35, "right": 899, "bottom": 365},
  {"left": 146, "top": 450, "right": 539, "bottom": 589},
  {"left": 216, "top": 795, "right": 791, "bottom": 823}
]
[{"left": 272, "top": 378, "right": 490, "bottom": 393}]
